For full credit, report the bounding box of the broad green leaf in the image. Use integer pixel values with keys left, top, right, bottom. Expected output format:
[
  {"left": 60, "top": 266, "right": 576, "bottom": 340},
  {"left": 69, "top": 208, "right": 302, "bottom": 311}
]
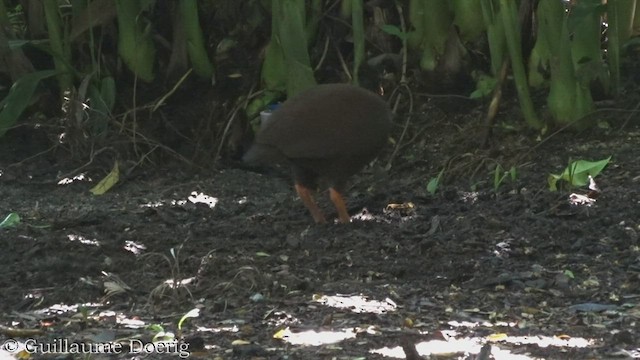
[
  {"left": 179, "top": 0, "right": 214, "bottom": 78},
  {"left": 427, "top": 168, "right": 445, "bottom": 195},
  {"left": 274, "top": 0, "right": 316, "bottom": 96},
  {"left": 0, "top": 213, "right": 20, "bottom": 229},
  {"left": 427, "top": 178, "right": 439, "bottom": 194},
  {"left": 548, "top": 157, "right": 611, "bottom": 191},
  {"left": 0, "top": 70, "right": 57, "bottom": 137},
  {"left": 115, "top": 0, "right": 155, "bottom": 82}
]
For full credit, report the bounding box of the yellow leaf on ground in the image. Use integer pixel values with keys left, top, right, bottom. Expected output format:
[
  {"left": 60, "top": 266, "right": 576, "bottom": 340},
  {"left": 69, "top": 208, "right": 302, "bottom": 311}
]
[{"left": 90, "top": 161, "right": 119, "bottom": 195}]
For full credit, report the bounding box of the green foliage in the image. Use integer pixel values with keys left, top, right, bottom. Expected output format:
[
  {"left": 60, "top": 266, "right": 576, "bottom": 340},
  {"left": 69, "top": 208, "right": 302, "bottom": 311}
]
[
  {"left": 43, "top": 0, "right": 73, "bottom": 95},
  {"left": 606, "top": 0, "right": 637, "bottom": 96},
  {"left": 0, "top": 1, "right": 8, "bottom": 25},
  {"left": 246, "top": 90, "right": 281, "bottom": 120},
  {"left": 427, "top": 168, "right": 445, "bottom": 195},
  {"left": 0, "top": 1, "right": 630, "bottom": 150},
  {"left": 115, "top": 0, "right": 156, "bottom": 82},
  {"left": 78, "top": 305, "right": 89, "bottom": 323},
  {"left": 178, "top": 0, "right": 214, "bottom": 78},
  {"left": 0, "top": 213, "right": 20, "bottom": 229},
  {"left": 527, "top": 43, "right": 547, "bottom": 88},
  {"left": 147, "top": 325, "right": 176, "bottom": 343},
  {"left": 271, "top": 0, "right": 316, "bottom": 97},
  {"left": 380, "top": 24, "right": 408, "bottom": 41},
  {"left": 0, "top": 70, "right": 57, "bottom": 137},
  {"left": 548, "top": 157, "right": 611, "bottom": 191},
  {"left": 537, "top": 0, "right": 595, "bottom": 128},
  {"left": 478, "top": 0, "right": 540, "bottom": 129},
  {"left": 408, "top": 0, "right": 452, "bottom": 71},
  {"left": 451, "top": 0, "right": 486, "bottom": 41},
  {"left": 261, "top": 41, "right": 287, "bottom": 93},
  {"left": 499, "top": 0, "right": 542, "bottom": 129},
  {"left": 493, "top": 164, "right": 517, "bottom": 193},
  {"left": 480, "top": 0, "right": 506, "bottom": 76},
  {"left": 622, "top": 36, "right": 640, "bottom": 50},
  {"left": 470, "top": 73, "right": 498, "bottom": 99},
  {"left": 177, "top": 308, "right": 200, "bottom": 331},
  {"left": 568, "top": 0, "right": 606, "bottom": 95},
  {"left": 306, "top": 0, "right": 323, "bottom": 43},
  {"left": 146, "top": 309, "right": 200, "bottom": 341},
  {"left": 252, "top": 0, "right": 317, "bottom": 124},
  {"left": 83, "top": 74, "right": 116, "bottom": 137},
  {"left": 340, "top": 0, "right": 351, "bottom": 19}
]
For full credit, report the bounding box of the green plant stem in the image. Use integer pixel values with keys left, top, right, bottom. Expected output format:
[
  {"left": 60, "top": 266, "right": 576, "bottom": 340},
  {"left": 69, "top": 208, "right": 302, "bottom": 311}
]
[
  {"left": 0, "top": 0, "right": 9, "bottom": 25},
  {"left": 178, "top": 0, "right": 214, "bottom": 79},
  {"left": 272, "top": 0, "right": 316, "bottom": 96},
  {"left": 43, "top": 0, "right": 73, "bottom": 95},
  {"left": 306, "top": 0, "right": 322, "bottom": 43},
  {"left": 538, "top": 0, "right": 594, "bottom": 128},
  {"left": 114, "top": 0, "right": 155, "bottom": 82},
  {"left": 607, "top": 0, "right": 636, "bottom": 96},
  {"left": 408, "top": 0, "right": 451, "bottom": 71},
  {"left": 340, "top": 0, "right": 351, "bottom": 19},
  {"left": 499, "top": 0, "right": 542, "bottom": 129},
  {"left": 480, "top": 0, "right": 506, "bottom": 76},
  {"left": 452, "top": 0, "right": 486, "bottom": 41}
]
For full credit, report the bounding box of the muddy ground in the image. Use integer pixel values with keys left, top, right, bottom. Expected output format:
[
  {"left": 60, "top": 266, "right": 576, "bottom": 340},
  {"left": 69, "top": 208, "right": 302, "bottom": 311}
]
[{"left": 0, "top": 95, "right": 639, "bottom": 359}]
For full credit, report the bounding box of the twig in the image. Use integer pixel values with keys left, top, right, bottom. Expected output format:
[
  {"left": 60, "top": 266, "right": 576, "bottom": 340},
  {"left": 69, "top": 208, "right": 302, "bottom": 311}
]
[
  {"left": 482, "top": 57, "right": 510, "bottom": 147},
  {"left": 334, "top": 39, "right": 351, "bottom": 80},
  {"left": 395, "top": 1, "right": 408, "bottom": 85},
  {"left": 385, "top": 83, "right": 414, "bottom": 169},
  {"left": 214, "top": 86, "right": 262, "bottom": 163},
  {"left": 314, "top": 36, "right": 331, "bottom": 71},
  {"left": 620, "top": 99, "right": 640, "bottom": 130},
  {"left": 7, "top": 145, "right": 58, "bottom": 169}
]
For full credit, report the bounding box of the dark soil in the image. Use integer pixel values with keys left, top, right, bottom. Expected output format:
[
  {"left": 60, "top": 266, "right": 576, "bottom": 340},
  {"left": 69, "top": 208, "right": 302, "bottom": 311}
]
[{"left": 1, "top": 97, "right": 639, "bottom": 359}]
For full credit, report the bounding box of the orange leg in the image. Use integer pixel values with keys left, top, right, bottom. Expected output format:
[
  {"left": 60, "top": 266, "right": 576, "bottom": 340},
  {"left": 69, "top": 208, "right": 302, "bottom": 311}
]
[
  {"left": 329, "top": 188, "right": 351, "bottom": 223},
  {"left": 295, "top": 184, "right": 326, "bottom": 224}
]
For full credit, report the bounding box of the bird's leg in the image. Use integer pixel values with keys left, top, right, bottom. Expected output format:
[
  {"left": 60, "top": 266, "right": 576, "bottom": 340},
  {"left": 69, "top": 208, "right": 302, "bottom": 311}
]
[
  {"left": 329, "top": 187, "right": 351, "bottom": 223},
  {"left": 295, "top": 183, "right": 326, "bottom": 224}
]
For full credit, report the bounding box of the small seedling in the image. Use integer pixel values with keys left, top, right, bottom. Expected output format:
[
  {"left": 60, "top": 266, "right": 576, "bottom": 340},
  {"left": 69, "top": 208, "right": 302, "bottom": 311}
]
[
  {"left": 79, "top": 306, "right": 89, "bottom": 324},
  {"left": 380, "top": 24, "right": 409, "bottom": 41},
  {"left": 548, "top": 157, "right": 611, "bottom": 191},
  {"left": 470, "top": 74, "right": 498, "bottom": 99},
  {"left": 563, "top": 269, "right": 575, "bottom": 279},
  {"left": 493, "top": 164, "right": 517, "bottom": 193},
  {"left": 178, "top": 308, "right": 200, "bottom": 332},
  {"left": 427, "top": 168, "right": 445, "bottom": 195},
  {"left": 147, "top": 324, "right": 176, "bottom": 342},
  {"left": 0, "top": 212, "right": 20, "bottom": 228}
]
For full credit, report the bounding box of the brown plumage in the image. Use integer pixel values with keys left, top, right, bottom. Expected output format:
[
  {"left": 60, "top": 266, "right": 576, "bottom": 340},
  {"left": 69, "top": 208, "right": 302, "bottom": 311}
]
[{"left": 243, "top": 83, "right": 391, "bottom": 223}]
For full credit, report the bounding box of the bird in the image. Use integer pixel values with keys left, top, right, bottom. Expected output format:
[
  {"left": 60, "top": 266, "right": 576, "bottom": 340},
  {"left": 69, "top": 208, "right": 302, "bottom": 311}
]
[{"left": 243, "top": 83, "right": 392, "bottom": 224}]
